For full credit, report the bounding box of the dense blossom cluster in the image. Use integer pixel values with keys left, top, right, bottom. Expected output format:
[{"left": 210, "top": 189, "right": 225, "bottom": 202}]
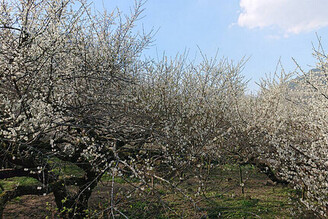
[
  {"left": 240, "top": 54, "right": 328, "bottom": 215},
  {"left": 137, "top": 56, "right": 247, "bottom": 172}
]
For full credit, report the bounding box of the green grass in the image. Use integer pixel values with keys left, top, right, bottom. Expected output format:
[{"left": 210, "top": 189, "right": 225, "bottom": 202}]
[
  {"left": 122, "top": 200, "right": 169, "bottom": 218},
  {"left": 48, "top": 158, "right": 84, "bottom": 178},
  {"left": 0, "top": 177, "right": 39, "bottom": 191},
  {"left": 100, "top": 173, "right": 140, "bottom": 184},
  {"left": 204, "top": 188, "right": 292, "bottom": 218}
]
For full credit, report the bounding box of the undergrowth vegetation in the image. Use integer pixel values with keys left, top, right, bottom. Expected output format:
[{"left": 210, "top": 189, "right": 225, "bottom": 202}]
[{"left": 1, "top": 0, "right": 328, "bottom": 218}]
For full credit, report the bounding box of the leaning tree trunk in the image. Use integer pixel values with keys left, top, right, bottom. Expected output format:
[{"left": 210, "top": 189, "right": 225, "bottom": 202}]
[{"left": 52, "top": 170, "right": 99, "bottom": 218}]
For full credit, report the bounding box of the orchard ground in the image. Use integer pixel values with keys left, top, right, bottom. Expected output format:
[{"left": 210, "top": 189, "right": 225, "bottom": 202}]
[{"left": 1, "top": 164, "right": 316, "bottom": 218}]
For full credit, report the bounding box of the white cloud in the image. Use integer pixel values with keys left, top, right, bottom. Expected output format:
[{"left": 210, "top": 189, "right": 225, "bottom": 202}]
[{"left": 238, "top": 0, "right": 328, "bottom": 34}]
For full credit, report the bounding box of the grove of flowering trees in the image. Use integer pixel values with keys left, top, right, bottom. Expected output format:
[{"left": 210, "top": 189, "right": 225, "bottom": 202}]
[
  {"left": 0, "top": 0, "right": 246, "bottom": 217},
  {"left": 1, "top": 0, "right": 328, "bottom": 218}
]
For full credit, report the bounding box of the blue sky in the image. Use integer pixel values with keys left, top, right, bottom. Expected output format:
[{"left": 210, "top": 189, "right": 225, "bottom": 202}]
[{"left": 90, "top": 0, "right": 328, "bottom": 92}]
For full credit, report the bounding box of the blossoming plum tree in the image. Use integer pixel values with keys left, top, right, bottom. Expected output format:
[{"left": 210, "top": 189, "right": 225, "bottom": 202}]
[
  {"left": 241, "top": 45, "right": 328, "bottom": 216},
  {"left": 0, "top": 0, "right": 154, "bottom": 217}
]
